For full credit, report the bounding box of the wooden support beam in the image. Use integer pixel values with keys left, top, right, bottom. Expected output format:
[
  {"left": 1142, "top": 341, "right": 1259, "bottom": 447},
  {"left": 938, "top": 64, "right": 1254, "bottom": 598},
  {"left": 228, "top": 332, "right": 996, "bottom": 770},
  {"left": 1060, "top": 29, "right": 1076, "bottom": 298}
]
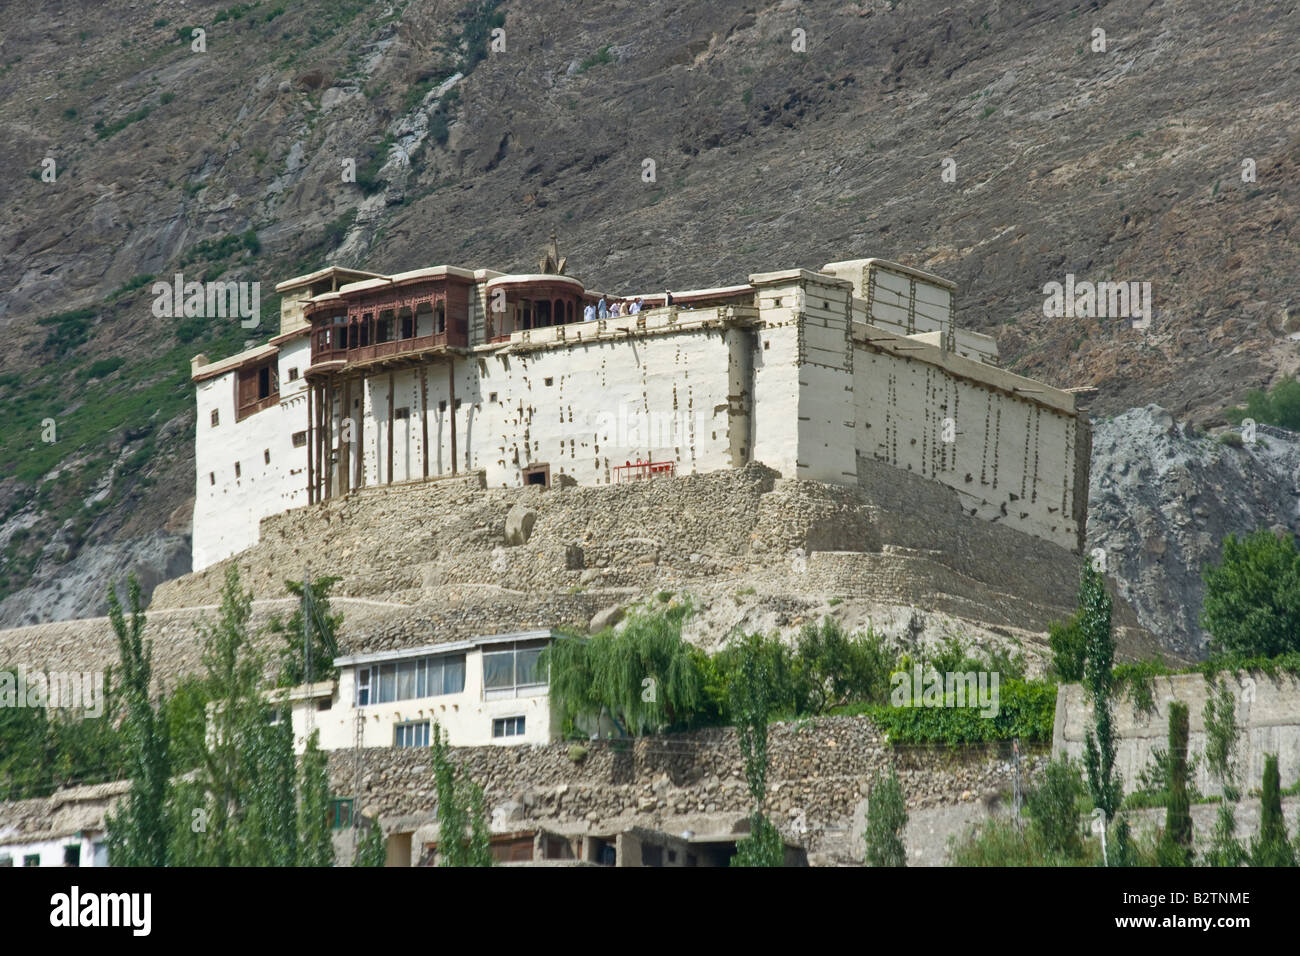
[
  {"left": 306, "top": 383, "right": 315, "bottom": 504},
  {"left": 387, "top": 372, "right": 395, "bottom": 484},
  {"left": 420, "top": 365, "right": 430, "bottom": 480},
  {"left": 323, "top": 380, "right": 333, "bottom": 501},
  {"left": 448, "top": 358, "right": 457, "bottom": 474}
]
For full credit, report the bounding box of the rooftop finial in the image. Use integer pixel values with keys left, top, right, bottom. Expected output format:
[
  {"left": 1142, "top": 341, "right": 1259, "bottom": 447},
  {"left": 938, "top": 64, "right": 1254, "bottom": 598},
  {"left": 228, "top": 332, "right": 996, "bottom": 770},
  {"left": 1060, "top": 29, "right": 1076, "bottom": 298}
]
[{"left": 539, "top": 230, "right": 567, "bottom": 275}]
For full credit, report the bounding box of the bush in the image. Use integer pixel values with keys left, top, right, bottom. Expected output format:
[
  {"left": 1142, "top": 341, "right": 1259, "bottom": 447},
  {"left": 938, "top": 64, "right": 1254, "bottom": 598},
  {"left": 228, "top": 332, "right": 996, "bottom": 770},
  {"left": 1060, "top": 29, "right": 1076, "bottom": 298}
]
[
  {"left": 1026, "top": 758, "right": 1086, "bottom": 858},
  {"left": 1202, "top": 529, "right": 1300, "bottom": 658},
  {"left": 1048, "top": 614, "right": 1086, "bottom": 681},
  {"left": 864, "top": 769, "right": 908, "bottom": 866}
]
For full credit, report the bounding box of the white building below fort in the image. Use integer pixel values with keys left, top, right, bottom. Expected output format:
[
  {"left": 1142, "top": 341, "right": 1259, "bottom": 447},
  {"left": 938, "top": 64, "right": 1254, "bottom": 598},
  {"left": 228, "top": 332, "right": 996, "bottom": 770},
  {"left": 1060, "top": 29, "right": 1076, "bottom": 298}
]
[{"left": 192, "top": 239, "right": 1090, "bottom": 570}]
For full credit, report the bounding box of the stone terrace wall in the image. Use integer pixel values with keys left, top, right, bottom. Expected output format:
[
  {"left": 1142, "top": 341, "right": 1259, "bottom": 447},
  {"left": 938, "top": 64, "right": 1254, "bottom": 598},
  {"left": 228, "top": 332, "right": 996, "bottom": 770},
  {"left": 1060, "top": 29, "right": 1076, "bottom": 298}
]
[
  {"left": 330, "top": 715, "right": 1048, "bottom": 862},
  {"left": 1054, "top": 671, "right": 1300, "bottom": 797}
]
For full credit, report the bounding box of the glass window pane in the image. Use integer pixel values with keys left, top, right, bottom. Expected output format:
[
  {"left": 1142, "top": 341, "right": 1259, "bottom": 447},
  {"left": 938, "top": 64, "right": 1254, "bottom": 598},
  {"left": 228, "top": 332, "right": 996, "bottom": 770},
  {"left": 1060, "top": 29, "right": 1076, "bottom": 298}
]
[
  {"left": 415, "top": 659, "right": 426, "bottom": 698},
  {"left": 396, "top": 661, "right": 415, "bottom": 701},
  {"left": 428, "top": 657, "right": 444, "bottom": 696},
  {"left": 516, "top": 648, "right": 544, "bottom": 685},
  {"left": 483, "top": 651, "right": 514, "bottom": 689},
  {"left": 357, "top": 668, "right": 370, "bottom": 706},
  {"left": 444, "top": 656, "right": 465, "bottom": 694},
  {"left": 418, "top": 723, "right": 429, "bottom": 746},
  {"left": 378, "top": 664, "right": 396, "bottom": 703}
]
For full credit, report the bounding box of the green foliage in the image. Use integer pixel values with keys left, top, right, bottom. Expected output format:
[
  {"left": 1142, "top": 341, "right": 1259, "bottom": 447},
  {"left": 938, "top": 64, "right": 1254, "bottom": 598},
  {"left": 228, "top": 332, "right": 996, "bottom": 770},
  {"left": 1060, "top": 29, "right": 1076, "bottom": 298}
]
[
  {"left": 949, "top": 816, "right": 1103, "bottom": 867},
  {"left": 1026, "top": 758, "right": 1086, "bottom": 859},
  {"left": 1250, "top": 754, "right": 1296, "bottom": 866},
  {"left": 353, "top": 817, "right": 386, "bottom": 867},
  {"left": 864, "top": 769, "right": 908, "bottom": 866},
  {"left": 94, "top": 105, "right": 152, "bottom": 140},
  {"left": 1157, "top": 701, "right": 1194, "bottom": 866},
  {"left": 1203, "top": 676, "right": 1241, "bottom": 801},
  {"left": 271, "top": 575, "right": 343, "bottom": 686},
  {"left": 577, "top": 45, "right": 614, "bottom": 73},
  {"left": 104, "top": 575, "right": 170, "bottom": 867},
  {"left": 1114, "top": 657, "right": 1168, "bottom": 717},
  {"left": 731, "top": 812, "right": 785, "bottom": 867},
  {"left": 36, "top": 306, "right": 98, "bottom": 355},
  {"left": 1202, "top": 530, "right": 1300, "bottom": 658},
  {"left": 795, "top": 618, "right": 893, "bottom": 713},
  {"left": 354, "top": 135, "right": 395, "bottom": 195},
  {"left": 298, "top": 731, "right": 335, "bottom": 866},
  {"left": 77, "top": 357, "right": 126, "bottom": 380},
  {"left": 162, "top": 676, "right": 210, "bottom": 774},
  {"left": 431, "top": 723, "right": 492, "bottom": 866},
  {"left": 1204, "top": 802, "right": 1247, "bottom": 867},
  {"left": 862, "top": 678, "right": 1056, "bottom": 745},
  {"left": 1048, "top": 614, "right": 1086, "bottom": 682},
  {"left": 1225, "top": 379, "right": 1300, "bottom": 430},
  {"left": 543, "top": 603, "right": 702, "bottom": 736},
  {"left": 1080, "top": 562, "right": 1121, "bottom": 820}
]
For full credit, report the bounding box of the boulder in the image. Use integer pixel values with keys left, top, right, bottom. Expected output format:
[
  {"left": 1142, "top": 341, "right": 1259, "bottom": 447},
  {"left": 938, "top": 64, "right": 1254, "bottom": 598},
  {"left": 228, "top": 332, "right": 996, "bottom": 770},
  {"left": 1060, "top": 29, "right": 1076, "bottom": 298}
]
[{"left": 504, "top": 505, "right": 537, "bottom": 546}]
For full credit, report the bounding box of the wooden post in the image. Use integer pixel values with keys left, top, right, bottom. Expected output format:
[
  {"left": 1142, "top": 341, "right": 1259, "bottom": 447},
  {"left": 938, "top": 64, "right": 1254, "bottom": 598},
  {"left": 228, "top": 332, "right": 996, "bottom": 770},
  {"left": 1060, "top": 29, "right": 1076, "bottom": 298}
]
[
  {"left": 386, "top": 372, "right": 395, "bottom": 484},
  {"left": 339, "top": 378, "right": 351, "bottom": 496},
  {"left": 323, "top": 380, "right": 333, "bottom": 501},
  {"left": 420, "top": 365, "right": 430, "bottom": 480},
  {"left": 306, "top": 383, "right": 315, "bottom": 504},
  {"left": 447, "top": 358, "right": 457, "bottom": 474}
]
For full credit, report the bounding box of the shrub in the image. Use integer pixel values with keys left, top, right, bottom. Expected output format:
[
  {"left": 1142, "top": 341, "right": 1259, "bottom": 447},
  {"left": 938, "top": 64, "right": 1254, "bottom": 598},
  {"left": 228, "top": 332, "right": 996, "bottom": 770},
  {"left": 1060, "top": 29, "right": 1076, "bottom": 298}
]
[
  {"left": 1026, "top": 758, "right": 1086, "bottom": 858},
  {"left": 864, "top": 769, "right": 908, "bottom": 866},
  {"left": 1202, "top": 529, "right": 1300, "bottom": 658}
]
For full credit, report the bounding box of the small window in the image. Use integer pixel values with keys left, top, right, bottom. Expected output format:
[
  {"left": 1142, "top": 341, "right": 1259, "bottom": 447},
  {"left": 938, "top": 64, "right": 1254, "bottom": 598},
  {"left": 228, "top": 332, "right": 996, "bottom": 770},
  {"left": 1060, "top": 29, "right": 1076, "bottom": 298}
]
[
  {"left": 489, "top": 392, "right": 498, "bottom": 403},
  {"left": 492, "top": 716, "right": 525, "bottom": 738},
  {"left": 264, "top": 449, "right": 271, "bottom": 464},
  {"left": 234, "top": 462, "right": 241, "bottom": 478},
  {"left": 23, "top": 854, "right": 39, "bottom": 868},
  {"left": 394, "top": 407, "right": 410, "bottom": 420},
  {"left": 292, "top": 430, "right": 307, "bottom": 448},
  {"left": 439, "top": 400, "right": 447, "bottom": 412},
  {"left": 209, "top": 472, "right": 216, "bottom": 486},
  {"left": 544, "top": 377, "right": 553, "bottom": 387},
  {"left": 454, "top": 398, "right": 462, "bottom": 410},
  {"left": 210, "top": 409, "right": 220, "bottom": 427},
  {"left": 63, "top": 845, "right": 80, "bottom": 867},
  {"left": 330, "top": 797, "right": 354, "bottom": 830},
  {"left": 395, "top": 721, "right": 430, "bottom": 748},
  {"left": 773, "top": 297, "right": 782, "bottom": 307},
  {"left": 317, "top": 697, "right": 331, "bottom": 711},
  {"left": 288, "top": 368, "right": 299, "bottom": 381}
]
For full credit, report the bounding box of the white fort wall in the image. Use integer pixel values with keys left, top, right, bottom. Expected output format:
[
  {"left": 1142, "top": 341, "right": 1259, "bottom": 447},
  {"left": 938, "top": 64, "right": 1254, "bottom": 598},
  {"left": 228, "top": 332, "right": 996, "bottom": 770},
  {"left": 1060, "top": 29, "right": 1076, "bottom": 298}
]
[
  {"left": 347, "top": 318, "right": 742, "bottom": 490},
  {"left": 192, "top": 336, "right": 311, "bottom": 570},
  {"left": 852, "top": 332, "right": 1084, "bottom": 552},
  {"left": 192, "top": 259, "right": 1089, "bottom": 570}
]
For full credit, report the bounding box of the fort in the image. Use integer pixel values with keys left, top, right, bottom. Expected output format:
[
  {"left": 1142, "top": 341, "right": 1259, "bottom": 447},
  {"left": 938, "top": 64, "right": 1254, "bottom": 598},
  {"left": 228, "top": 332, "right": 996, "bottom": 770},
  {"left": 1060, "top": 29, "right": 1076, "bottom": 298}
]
[{"left": 190, "top": 235, "right": 1092, "bottom": 571}]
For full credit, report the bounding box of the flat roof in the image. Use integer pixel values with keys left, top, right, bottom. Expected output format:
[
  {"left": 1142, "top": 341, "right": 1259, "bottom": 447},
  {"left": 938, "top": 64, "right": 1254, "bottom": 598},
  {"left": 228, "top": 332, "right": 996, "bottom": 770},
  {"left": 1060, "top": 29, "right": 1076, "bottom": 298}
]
[
  {"left": 275, "top": 265, "right": 386, "bottom": 294},
  {"left": 333, "top": 628, "right": 557, "bottom": 667},
  {"left": 191, "top": 343, "right": 277, "bottom": 382}
]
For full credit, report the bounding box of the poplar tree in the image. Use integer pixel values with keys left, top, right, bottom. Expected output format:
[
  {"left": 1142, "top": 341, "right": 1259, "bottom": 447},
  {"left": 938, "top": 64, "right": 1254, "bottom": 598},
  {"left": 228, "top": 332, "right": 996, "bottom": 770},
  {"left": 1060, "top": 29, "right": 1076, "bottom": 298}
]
[
  {"left": 730, "top": 633, "right": 785, "bottom": 867},
  {"left": 863, "top": 768, "right": 908, "bottom": 866},
  {"left": 1157, "top": 701, "right": 1193, "bottom": 866},
  {"left": 431, "top": 722, "right": 493, "bottom": 866},
  {"left": 353, "top": 816, "right": 386, "bottom": 867},
  {"left": 1251, "top": 754, "right": 1296, "bottom": 866},
  {"left": 1080, "top": 563, "right": 1121, "bottom": 820},
  {"left": 298, "top": 730, "right": 335, "bottom": 866},
  {"left": 104, "top": 574, "right": 171, "bottom": 867}
]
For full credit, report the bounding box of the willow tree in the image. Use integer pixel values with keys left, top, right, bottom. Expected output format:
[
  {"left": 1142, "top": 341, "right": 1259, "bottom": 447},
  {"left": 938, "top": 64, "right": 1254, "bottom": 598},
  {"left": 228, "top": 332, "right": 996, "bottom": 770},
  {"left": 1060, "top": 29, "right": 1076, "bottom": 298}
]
[{"left": 544, "top": 604, "right": 702, "bottom": 737}]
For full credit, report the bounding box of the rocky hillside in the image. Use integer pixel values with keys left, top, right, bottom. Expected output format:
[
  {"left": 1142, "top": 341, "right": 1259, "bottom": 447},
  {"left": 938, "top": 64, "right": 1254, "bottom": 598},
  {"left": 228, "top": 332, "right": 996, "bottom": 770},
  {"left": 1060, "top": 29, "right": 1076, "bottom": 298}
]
[
  {"left": 2, "top": 0, "right": 1298, "bottom": 627},
  {"left": 1087, "top": 406, "right": 1300, "bottom": 659}
]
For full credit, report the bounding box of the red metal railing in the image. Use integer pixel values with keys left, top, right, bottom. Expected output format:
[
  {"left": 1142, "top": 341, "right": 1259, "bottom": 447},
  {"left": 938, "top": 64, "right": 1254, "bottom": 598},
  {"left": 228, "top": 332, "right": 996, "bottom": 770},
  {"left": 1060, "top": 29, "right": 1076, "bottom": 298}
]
[{"left": 612, "top": 459, "right": 675, "bottom": 482}]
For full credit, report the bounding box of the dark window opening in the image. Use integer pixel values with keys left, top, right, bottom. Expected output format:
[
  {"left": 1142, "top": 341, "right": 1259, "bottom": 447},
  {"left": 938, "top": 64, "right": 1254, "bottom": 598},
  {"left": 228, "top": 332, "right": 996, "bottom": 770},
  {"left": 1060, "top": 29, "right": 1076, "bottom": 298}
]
[
  {"left": 264, "top": 449, "right": 271, "bottom": 464},
  {"left": 210, "top": 409, "right": 220, "bottom": 427},
  {"left": 63, "top": 845, "right": 80, "bottom": 867}
]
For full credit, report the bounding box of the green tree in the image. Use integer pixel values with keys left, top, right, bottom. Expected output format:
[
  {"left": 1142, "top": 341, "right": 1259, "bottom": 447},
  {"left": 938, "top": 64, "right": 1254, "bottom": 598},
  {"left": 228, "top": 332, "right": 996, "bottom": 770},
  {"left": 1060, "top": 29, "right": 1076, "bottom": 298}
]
[
  {"left": 1080, "top": 562, "right": 1121, "bottom": 820},
  {"left": 297, "top": 730, "right": 335, "bottom": 866},
  {"left": 1203, "top": 677, "right": 1246, "bottom": 867},
  {"left": 1157, "top": 701, "right": 1193, "bottom": 866},
  {"left": 795, "top": 618, "right": 892, "bottom": 713},
  {"left": 1202, "top": 530, "right": 1300, "bottom": 658},
  {"left": 104, "top": 574, "right": 171, "bottom": 867},
  {"left": 431, "top": 722, "right": 492, "bottom": 866},
  {"left": 1026, "top": 757, "right": 1085, "bottom": 859},
  {"left": 543, "top": 604, "right": 703, "bottom": 736},
  {"left": 353, "top": 816, "right": 386, "bottom": 867},
  {"left": 863, "top": 768, "right": 908, "bottom": 866},
  {"left": 272, "top": 575, "right": 343, "bottom": 687},
  {"left": 1048, "top": 614, "right": 1087, "bottom": 682},
  {"left": 1250, "top": 754, "right": 1296, "bottom": 866},
  {"left": 729, "top": 633, "right": 785, "bottom": 867}
]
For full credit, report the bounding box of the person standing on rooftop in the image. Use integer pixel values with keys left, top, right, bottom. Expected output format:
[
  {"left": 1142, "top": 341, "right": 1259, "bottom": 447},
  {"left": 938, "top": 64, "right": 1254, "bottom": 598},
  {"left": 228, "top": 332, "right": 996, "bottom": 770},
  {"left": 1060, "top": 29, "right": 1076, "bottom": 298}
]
[
  {"left": 583, "top": 302, "right": 596, "bottom": 322},
  {"left": 598, "top": 296, "right": 608, "bottom": 319}
]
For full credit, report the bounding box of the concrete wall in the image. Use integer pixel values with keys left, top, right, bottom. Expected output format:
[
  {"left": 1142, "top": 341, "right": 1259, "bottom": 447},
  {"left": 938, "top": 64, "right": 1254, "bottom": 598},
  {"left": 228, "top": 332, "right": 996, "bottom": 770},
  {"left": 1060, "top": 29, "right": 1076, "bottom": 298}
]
[{"left": 1053, "top": 672, "right": 1300, "bottom": 797}]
